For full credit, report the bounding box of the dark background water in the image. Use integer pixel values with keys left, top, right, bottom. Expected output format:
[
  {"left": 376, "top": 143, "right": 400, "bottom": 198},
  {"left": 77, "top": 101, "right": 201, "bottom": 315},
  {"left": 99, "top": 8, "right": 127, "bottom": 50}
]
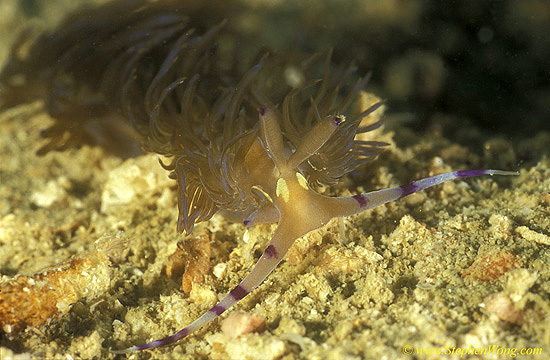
[
  {"left": 256, "top": 0, "right": 549, "bottom": 137},
  {"left": 9, "top": 0, "right": 550, "bottom": 147}
]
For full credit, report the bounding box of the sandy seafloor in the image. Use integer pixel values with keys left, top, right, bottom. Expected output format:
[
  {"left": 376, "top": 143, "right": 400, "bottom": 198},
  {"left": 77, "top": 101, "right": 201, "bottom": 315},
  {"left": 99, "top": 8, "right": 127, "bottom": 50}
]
[{"left": 1, "top": 0, "right": 549, "bottom": 359}]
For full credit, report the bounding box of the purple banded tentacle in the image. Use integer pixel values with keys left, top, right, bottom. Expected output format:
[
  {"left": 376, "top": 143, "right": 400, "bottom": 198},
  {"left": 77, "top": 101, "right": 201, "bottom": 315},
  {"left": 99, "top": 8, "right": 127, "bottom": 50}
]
[
  {"left": 307, "top": 169, "right": 519, "bottom": 221},
  {"left": 110, "top": 283, "right": 249, "bottom": 353},
  {"left": 111, "top": 219, "right": 300, "bottom": 354},
  {"left": 339, "top": 169, "right": 519, "bottom": 217}
]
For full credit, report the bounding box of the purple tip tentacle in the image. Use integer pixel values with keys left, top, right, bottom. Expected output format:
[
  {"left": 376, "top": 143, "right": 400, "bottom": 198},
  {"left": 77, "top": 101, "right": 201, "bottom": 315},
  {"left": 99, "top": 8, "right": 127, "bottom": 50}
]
[{"left": 110, "top": 222, "right": 299, "bottom": 353}]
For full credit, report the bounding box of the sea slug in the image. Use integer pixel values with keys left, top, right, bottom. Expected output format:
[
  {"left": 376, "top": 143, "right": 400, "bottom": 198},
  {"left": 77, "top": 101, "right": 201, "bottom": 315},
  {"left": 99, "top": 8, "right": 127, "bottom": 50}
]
[{"left": 0, "top": 0, "right": 518, "bottom": 353}]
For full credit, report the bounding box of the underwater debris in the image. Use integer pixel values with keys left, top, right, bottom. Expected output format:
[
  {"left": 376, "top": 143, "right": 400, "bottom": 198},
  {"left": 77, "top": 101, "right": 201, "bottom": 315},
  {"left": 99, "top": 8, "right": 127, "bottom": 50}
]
[
  {"left": 462, "top": 249, "right": 522, "bottom": 282},
  {"left": 484, "top": 292, "right": 525, "bottom": 325},
  {"left": 221, "top": 311, "right": 266, "bottom": 338},
  {"left": 483, "top": 269, "right": 540, "bottom": 326},
  {"left": 163, "top": 230, "right": 211, "bottom": 293},
  {"left": 0, "top": 234, "right": 126, "bottom": 334},
  {"left": 515, "top": 226, "right": 550, "bottom": 246}
]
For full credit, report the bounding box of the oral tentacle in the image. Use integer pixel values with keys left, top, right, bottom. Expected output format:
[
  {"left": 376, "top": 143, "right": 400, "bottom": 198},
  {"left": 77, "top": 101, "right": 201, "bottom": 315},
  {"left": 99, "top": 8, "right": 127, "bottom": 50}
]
[
  {"left": 329, "top": 169, "right": 519, "bottom": 218},
  {"left": 111, "top": 218, "right": 301, "bottom": 354}
]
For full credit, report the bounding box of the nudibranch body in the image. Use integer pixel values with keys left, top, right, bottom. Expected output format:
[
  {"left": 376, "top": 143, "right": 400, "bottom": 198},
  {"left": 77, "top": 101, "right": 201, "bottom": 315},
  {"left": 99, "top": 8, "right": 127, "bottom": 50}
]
[
  {"left": 112, "top": 101, "right": 516, "bottom": 351},
  {"left": 111, "top": 93, "right": 517, "bottom": 352}
]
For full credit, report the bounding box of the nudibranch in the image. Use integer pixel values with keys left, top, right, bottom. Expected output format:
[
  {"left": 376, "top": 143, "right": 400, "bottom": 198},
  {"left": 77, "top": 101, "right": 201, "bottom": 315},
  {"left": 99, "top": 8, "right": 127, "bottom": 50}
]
[
  {"left": 0, "top": 0, "right": 518, "bottom": 354},
  {"left": 111, "top": 100, "right": 516, "bottom": 352}
]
